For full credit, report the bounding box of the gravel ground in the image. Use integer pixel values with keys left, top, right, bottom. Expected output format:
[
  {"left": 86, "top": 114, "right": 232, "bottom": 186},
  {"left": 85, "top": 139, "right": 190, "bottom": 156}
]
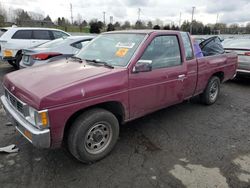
[{"left": 0, "top": 62, "right": 250, "bottom": 188}]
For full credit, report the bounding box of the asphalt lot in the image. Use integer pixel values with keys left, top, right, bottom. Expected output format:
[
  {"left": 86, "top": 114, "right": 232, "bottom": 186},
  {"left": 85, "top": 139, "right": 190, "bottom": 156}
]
[{"left": 0, "top": 62, "right": 250, "bottom": 188}]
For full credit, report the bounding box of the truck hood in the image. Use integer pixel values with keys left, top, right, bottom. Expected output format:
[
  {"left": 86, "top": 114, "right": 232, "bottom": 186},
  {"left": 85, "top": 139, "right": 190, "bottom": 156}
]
[{"left": 4, "top": 61, "right": 115, "bottom": 109}]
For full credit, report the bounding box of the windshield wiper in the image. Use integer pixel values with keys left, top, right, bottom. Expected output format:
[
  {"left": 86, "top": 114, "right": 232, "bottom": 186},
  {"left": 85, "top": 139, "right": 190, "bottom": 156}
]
[
  {"left": 85, "top": 59, "right": 114, "bottom": 69},
  {"left": 70, "top": 56, "right": 83, "bottom": 63}
]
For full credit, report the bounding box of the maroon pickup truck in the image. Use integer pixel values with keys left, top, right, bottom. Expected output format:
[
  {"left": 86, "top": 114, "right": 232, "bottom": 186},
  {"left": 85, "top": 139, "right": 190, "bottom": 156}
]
[{"left": 1, "top": 30, "right": 237, "bottom": 163}]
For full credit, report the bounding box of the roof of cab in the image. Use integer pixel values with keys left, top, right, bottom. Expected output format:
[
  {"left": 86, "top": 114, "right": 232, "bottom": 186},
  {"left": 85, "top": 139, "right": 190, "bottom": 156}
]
[
  {"left": 103, "top": 30, "right": 185, "bottom": 35},
  {"left": 7, "top": 27, "right": 65, "bottom": 31}
]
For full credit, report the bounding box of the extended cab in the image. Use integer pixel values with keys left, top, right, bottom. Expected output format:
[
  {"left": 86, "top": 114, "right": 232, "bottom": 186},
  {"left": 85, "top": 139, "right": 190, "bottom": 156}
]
[{"left": 1, "top": 30, "right": 237, "bottom": 163}]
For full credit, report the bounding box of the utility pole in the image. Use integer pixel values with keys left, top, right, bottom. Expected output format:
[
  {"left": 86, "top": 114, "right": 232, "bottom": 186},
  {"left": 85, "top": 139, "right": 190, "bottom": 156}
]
[
  {"left": 190, "top": 6, "right": 195, "bottom": 34},
  {"left": 216, "top": 13, "right": 219, "bottom": 24},
  {"left": 110, "top": 16, "right": 113, "bottom": 24},
  {"left": 138, "top": 8, "right": 141, "bottom": 21},
  {"left": 179, "top": 12, "right": 182, "bottom": 27},
  {"left": 70, "top": 3, "right": 73, "bottom": 24},
  {"left": 103, "top": 11, "right": 106, "bottom": 25}
]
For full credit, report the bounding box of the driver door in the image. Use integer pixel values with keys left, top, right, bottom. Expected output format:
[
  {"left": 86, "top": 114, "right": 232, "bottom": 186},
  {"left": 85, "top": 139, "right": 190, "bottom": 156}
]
[{"left": 128, "top": 35, "right": 186, "bottom": 119}]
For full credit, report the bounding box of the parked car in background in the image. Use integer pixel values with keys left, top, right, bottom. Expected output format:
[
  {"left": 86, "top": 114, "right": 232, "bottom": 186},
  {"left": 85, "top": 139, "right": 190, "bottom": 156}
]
[
  {"left": 0, "top": 28, "right": 9, "bottom": 60},
  {"left": 0, "top": 27, "right": 70, "bottom": 69},
  {"left": 223, "top": 39, "right": 250, "bottom": 76},
  {"left": 1, "top": 30, "right": 237, "bottom": 163},
  {"left": 20, "top": 36, "right": 95, "bottom": 69}
]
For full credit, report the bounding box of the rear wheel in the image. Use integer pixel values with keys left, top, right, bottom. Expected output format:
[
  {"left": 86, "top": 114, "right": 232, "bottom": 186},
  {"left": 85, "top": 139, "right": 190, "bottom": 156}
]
[
  {"left": 200, "top": 76, "right": 220, "bottom": 105},
  {"left": 68, "top": 108, "right": 119, "bottom": 163}
]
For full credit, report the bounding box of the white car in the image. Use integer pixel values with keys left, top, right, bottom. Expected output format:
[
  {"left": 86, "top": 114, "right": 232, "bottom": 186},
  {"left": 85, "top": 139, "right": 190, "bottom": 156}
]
[
  {"left": 0, "top": 27, "right": 70, "bottom": 69},
  {"left": 20, "top": 36, "right": 95, "bottom": 69}
]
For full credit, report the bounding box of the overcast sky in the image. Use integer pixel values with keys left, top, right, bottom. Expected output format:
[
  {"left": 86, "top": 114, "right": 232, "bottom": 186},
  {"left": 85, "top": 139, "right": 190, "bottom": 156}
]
[{"left": 1, "top": 0, "right": 250, "bottom": 25}]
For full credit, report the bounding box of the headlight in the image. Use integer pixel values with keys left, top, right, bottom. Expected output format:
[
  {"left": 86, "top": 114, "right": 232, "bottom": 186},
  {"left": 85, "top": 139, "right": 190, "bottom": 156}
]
[{"left": 26, "top": 106, "right": 50, "bottom": 129}]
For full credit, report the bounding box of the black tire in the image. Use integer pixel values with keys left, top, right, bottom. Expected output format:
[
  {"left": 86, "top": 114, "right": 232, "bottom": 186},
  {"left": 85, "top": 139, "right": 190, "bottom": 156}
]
[
  {"left": 14, "top": 53, "right": 22, "bottom": 70},
  {"left": 68, "top": 108, "right": 119, "bottom": 163},
  {"left": 7, "top": 60, "right": 15, "bottom": 67},
  {"left": 200, "top": 76, "right": 221, "bottom": 105}
]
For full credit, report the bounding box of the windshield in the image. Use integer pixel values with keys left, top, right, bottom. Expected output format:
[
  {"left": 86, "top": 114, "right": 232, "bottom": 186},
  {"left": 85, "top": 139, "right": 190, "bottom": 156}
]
[
  {"left": 38, "top": 37, "right": 68, "bottom": 48},
  {"left": 76, "top": 33, "right": 146, "bottom": 67}
]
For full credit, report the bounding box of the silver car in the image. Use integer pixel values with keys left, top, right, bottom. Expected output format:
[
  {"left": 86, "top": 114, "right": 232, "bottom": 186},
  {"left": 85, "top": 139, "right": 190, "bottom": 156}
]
[
  {"left": 20, "top": 36, "right": 94, "bottom": 68},
  {"left": 223, "top": 38, "right": 250, "bottom": 75}
]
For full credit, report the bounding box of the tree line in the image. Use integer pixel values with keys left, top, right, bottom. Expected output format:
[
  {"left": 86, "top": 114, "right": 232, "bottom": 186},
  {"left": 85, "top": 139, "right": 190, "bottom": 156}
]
[{"left": 1, "top": 3, "right": 250, "bottom": 34}]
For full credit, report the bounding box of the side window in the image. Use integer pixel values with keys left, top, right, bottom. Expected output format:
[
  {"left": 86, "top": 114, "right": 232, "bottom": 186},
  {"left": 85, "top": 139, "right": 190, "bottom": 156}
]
[
  {"left": 52, "top": 31, "right": 69, "bottom": 39},
  {"left": 12, "top": 30, "right": 32, "bottom": 39},
  {"left": 32, "top": 30, "right": 51, "bottom": 40},
  {"left": 180, "top": 32, "right": 194, "bottom": 60},
  {"left": 140, "top": 35, "right": 181, "bottom": 69},
  {"left": 71, "top": 40, "right": 90, "bottom": 49}
]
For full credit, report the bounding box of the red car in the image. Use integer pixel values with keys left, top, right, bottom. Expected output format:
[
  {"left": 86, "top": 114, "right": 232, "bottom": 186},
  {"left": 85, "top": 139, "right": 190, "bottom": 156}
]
[{"left": 1, "top": 30, "right": 237, "bottom": 163}]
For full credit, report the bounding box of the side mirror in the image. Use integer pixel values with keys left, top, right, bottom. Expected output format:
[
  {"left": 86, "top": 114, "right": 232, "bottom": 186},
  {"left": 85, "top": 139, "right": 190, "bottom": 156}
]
[{"left": 133, "top": 60, "right": 152, "bottom": 73}]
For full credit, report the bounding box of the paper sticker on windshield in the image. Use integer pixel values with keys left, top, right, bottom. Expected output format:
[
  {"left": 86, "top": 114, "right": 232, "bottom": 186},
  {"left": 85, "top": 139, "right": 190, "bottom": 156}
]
[
  {"left": 116, "top": 48, "right": 129, "bottom": 57},
  {"left": 116, "top": 42, "right": 135, "bottom": 49}
]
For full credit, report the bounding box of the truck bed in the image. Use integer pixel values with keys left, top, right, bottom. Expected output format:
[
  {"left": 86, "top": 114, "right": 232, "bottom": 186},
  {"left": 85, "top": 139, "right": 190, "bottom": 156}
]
[{"left": 195, "top": 52, "right": 237, "bottom": 95}]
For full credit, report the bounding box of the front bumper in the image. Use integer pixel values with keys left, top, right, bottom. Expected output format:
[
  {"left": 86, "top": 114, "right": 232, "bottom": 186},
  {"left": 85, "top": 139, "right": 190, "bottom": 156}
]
[
  {"left": 2, "top": 56, "right": 16, "bottom": 61},
  {"left": 1, "top": 95, "right": 51, "bottom": 148}
]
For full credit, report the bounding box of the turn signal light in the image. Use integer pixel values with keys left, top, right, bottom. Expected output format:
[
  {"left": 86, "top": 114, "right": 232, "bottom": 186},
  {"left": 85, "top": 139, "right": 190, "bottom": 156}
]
[{"left": 3, "top": 50, "right": 13, "bottom": 57}]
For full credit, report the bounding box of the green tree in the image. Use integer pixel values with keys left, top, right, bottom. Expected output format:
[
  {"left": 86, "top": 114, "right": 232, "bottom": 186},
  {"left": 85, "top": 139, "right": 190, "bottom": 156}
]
[
  {"left": 44, "top": 15, "right": 52, "bottom": 22},
  {"left": 163, "top": 25, "right": 170, "bottom": 30},
  {"left": 153, "top": 25, "right": 161, "bottom": 30},
  {"left": 121, "top": 21, "right": 131, "bottom": 29},
  {"left": 89, "top": 21, "right": 102, "bottom": 33},
  {"left": 135, "top": 20, "right": 145, "bottom": 29},
  {"left": 107, "top": 23, "right": 115, "bottom": 31},
  {"left": 181, "top": 21, "right": 190, "bottom": 32},
  {"left": 147, "top": 21, "right": 153, "bottom": 29},
  {"left": 114, "top": 21, "right": 121, "bottom": 29}
]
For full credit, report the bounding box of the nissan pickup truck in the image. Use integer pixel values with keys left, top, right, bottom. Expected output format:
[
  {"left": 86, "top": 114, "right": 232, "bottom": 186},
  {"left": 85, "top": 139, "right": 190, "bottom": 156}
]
[{"left": 1, "top": 30, "right": 237, "bottom": 163}]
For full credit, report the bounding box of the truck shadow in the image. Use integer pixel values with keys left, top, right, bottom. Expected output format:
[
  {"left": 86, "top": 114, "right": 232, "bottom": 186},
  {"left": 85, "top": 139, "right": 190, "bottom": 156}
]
[{"left": 230, "top": 76, "right": 250, "bottom": 86}]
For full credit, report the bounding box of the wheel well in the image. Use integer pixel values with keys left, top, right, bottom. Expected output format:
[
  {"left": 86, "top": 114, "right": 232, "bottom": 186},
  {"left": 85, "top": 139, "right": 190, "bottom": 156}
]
[
  {"left": 16, "top": 50, "right": 22, "bottom": 57},
  {"left": 212, "top": 71, "right": 224, "bottom": 82},
  {"left": 63, "top": 101, "right": 125, "bottom": 144}
]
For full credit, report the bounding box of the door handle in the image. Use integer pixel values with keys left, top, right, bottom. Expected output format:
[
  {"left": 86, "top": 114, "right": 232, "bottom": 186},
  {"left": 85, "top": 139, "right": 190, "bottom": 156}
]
[{"left": 178, "top": 74, "right": 186, "bottom": 81}]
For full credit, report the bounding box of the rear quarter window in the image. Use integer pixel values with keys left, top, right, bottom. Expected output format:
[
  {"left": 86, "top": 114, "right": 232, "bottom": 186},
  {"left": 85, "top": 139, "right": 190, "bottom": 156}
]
[
  {"left": 12, "top": 30, "right": 32, "bottom": 39},
  {"left": 180, "top": 32, "right": 194, "bottom": 60}
]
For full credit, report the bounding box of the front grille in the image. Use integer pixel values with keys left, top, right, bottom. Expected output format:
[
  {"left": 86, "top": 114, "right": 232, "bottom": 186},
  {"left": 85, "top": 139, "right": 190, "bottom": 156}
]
[{"left": 5, "top": 88, "right": 25, "bottom": 116}]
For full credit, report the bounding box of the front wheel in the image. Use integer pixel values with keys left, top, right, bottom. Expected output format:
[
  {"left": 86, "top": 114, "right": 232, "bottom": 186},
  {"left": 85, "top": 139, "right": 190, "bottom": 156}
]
[
  {"left": 68, "top": 108, "right": 119, "bottom": 163},
  {"left": 200, "top": 76, "right": 221, "bottom": 105}
]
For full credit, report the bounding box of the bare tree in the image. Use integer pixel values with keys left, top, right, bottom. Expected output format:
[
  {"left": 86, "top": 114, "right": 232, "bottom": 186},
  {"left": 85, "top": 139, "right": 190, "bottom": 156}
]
[
  {"left": 76, "top": 13, "right": 83, "bottom": 25},
  {"left": 0, "top": 2, "right": 7, "bottom": 25}
]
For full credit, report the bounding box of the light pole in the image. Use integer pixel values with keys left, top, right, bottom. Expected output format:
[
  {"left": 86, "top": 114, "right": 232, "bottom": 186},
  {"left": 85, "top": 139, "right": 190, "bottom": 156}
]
[
  {"left": 103, "top": 11, "right": 106, "bottom": 25},
  {"left": 190, "top": 6, "right": 195, "bottom": 34},
  {"left": 179, "top": 12, "right": 182, "bottom": 28}
]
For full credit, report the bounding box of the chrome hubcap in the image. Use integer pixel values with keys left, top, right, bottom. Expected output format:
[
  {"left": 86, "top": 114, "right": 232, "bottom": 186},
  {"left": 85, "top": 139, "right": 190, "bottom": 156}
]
[
  {"left": 209, "top": 82, "right": 218, "bottom": 101},
  {"left": 85, "top": 122, "right": 112, "bottom": 154}
]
